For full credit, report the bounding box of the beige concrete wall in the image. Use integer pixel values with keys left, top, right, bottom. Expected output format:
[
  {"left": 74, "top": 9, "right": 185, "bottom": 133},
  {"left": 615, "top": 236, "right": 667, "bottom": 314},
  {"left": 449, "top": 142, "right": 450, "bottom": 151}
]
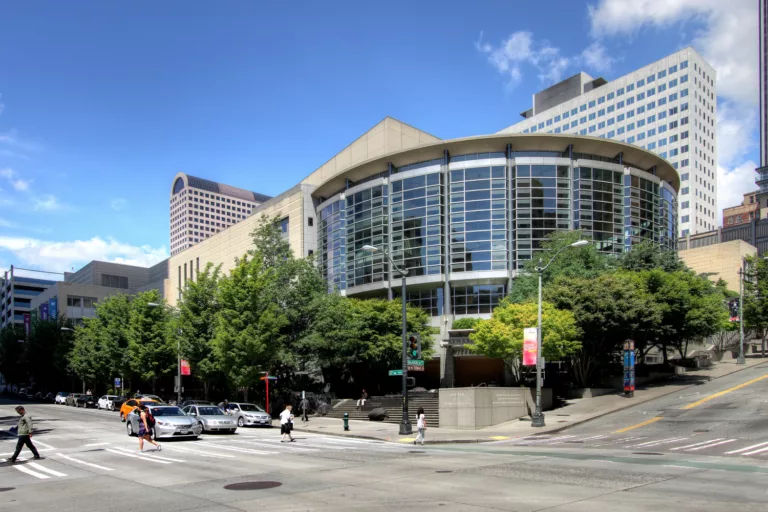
[
  {"left": 679, "top": 240, "right": 756, "bottom": 291},
  {"left": 30, "top": 282, "right": 133, "bottom": 321},
  {"left": 301, "top": 117, "right": 440, "bottom": 188},
  {"left": 165, "top": 185, "right": 313, "bottom": 307}
]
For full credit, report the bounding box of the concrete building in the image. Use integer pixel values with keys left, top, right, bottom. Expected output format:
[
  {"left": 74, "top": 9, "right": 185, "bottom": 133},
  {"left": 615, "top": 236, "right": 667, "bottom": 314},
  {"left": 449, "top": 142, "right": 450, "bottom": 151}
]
[
  {"left": 170, "top": 173, "right": 272, "bottom": 256},
  {"left": 0, "top": 267, "right": 58, "bottom": 329},
  {"left": 679, "top": 239, "right": 756, "bottom": 292},
  {"left": 165, "top": 117, "right": 678, "bottom": 386},
  {"left": 31, "top": 260, "right": 168, "bottom": 324},
  {"left": 756, "top": 0, "right": 768, "bottom": 216},
  {"left": 723, "top": 191, "right": 760, "bottom": 226},
  {"left": 498, "top": 47, "right": 716, "bottom": 237}
]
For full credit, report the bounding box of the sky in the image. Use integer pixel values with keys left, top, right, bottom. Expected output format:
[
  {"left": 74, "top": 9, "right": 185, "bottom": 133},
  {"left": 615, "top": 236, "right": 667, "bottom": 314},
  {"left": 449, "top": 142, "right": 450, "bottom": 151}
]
[{"left": 0, "top": 0, "right": 760, "bottom": 275}]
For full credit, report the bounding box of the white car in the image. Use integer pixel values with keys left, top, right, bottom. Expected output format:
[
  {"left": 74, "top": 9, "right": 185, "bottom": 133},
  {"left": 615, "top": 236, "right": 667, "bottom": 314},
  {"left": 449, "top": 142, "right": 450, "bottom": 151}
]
[
  {"left": 55, "top": 392, "right": 70, "bottom": 405},
  {"left": 97, "top": 395, "right": 120, "bottom": 410}
]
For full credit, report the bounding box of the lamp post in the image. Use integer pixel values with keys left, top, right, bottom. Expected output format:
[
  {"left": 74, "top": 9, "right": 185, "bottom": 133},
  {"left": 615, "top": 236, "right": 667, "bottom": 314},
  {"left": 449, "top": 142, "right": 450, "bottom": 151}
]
[
  {"left": 532, "top": 240, "right": 589, "bottom": 428},
  {"left": 362, "top": 244, "right": 412, "bottom": 435},
  {"left": 738, "top": 266, "right": 746, "bottom": 365},
  {"left": 148, "top": 302, "right": 181, "bottom": 404}
]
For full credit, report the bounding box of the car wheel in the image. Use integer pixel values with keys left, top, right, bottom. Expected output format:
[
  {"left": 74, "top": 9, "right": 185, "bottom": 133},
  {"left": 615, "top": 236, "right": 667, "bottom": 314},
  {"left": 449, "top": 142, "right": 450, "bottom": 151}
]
[
  {"left": 238, "top": 417, "right": 244, "bottom": 427},
  {"left": 120, "top": 412, "right": 125, "bottom": 422},
  {"left": 198, "top": 422, "right": 205, "bottom": 433},
  {"left": 127, "top": 421, "right": 134, "bottom": 436}
]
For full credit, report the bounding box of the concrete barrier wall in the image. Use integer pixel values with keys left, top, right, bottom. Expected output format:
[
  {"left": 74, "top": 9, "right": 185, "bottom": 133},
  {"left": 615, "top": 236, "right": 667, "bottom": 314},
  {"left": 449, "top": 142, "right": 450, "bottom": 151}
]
[{"left": 439, "top": 387, "right": 553, "bottom": 430}]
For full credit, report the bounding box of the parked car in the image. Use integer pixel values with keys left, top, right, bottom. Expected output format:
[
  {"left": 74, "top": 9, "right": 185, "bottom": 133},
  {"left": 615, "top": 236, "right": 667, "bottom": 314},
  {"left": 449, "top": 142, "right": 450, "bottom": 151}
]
[
  {"left": 126, "top": 404, "right": 202, "bottom": 439},
  {"left": 66, "top": 393, "right": 85, "bottom": 406},
  {"left": 111, "top": 395, "right": 128, "bottom": 411},
  {"left": 97, "top": 395, "right": 120, "bottom": 410},
  {"left": 182, "top": 405, "right": 237, "bottom": 433},
  {"left": 179, "top": 399, "right": 214, "bottom": 408},
  {"left": 75, "top": 394, "right": 97, "bottom": 408},
  {"left": 225, "top": 402, "right": 272, "bottom": 427},
  {"left": 44, "top": 392, "right": 55, "bottom": 403},
  {"left": 55, "top": 392, "right": 70, "bottom": 405},
  {"left": 119, "top": 398, "right": 158, "bottom": 422},
  {"left": 135, "top": 394, "right": 164, "bottom": 402}
]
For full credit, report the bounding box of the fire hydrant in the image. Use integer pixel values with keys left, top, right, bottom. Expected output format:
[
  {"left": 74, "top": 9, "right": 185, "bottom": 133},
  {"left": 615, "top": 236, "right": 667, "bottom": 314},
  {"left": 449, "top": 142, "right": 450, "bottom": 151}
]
[{"left": 343, "top": 412, "right": 350, "bottom": 431}]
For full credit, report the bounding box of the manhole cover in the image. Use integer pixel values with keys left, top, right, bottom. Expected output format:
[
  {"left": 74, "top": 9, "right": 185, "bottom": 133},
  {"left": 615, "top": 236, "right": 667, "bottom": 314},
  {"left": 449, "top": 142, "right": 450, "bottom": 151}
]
[
  {"left": 633, "top": 452, "right": 663, "bottom": 456},
  {"left": 224, "top": 481, "right": 282, "bottom": 491},
  {"left": 0, "top": 488, "right": 13, "bottom": 493},
  {"left": 694, "top": 429, "right": 709, "bottom": 433},
  {"left": 409, "top": 450, "right": 426, "bottom": 454},
  {"left": 435, "top": 470, "right": 453, "bottom": 473}
]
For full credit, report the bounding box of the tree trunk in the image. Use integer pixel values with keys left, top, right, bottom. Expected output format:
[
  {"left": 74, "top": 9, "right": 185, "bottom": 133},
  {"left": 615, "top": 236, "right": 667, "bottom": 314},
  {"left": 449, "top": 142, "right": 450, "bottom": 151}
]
[
  {"left": 151, "top": 377, "right": 157, "bottom": 394},
  {"left": 203, "top": 381, "right": 210, "bottom": 401},
  {"left": 243, "top": 386, "right": 249, "bottom": 403}
]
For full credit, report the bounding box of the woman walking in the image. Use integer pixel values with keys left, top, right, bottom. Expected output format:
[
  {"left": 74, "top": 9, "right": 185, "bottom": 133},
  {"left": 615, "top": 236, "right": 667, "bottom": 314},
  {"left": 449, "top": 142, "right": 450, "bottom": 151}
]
[
  {"left": 137, "top": 403, "right": 161, "bottom": 452},
  {"left": 414, "top": 407, "right": 426, "bottom": 446}
]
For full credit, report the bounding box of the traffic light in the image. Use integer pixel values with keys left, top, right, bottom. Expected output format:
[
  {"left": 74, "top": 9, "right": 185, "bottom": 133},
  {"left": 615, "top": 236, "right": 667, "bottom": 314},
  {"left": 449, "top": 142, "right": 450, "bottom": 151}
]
[{"left": 408, "top": 334, "right": 421, "bottom": 359}]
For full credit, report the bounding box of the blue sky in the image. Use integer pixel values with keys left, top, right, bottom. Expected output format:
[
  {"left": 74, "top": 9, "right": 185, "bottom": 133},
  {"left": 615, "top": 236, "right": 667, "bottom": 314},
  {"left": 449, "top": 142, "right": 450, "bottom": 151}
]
[{"left": 0, "top": 0, "right": 759, "bottom": 274}]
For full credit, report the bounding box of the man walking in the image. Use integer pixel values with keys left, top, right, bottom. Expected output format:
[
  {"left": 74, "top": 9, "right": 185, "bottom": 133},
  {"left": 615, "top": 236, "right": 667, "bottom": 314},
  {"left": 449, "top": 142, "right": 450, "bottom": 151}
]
[
  {"left": 300, "top": 396, "right": 309, "bottom": 423},
  {"left": 6, "top": 406, "right": 40, "bottom": 463},
  {"left": 280, "top": 404, "right": 295, "bottom": 442}
]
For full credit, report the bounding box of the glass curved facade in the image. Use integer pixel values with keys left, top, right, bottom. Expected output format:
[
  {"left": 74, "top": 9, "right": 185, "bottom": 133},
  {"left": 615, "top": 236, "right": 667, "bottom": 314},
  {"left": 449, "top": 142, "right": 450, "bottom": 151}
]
[{"left": 315, "top": 144, "right": 677, "bottom": 316}]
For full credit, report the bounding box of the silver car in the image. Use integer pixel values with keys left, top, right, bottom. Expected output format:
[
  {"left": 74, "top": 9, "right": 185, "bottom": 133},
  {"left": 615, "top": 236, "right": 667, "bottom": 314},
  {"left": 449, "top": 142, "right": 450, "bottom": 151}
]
[
  {"left": 225, "top": 402, "right": 272, "bottom": 427},
  {"left": 182, "top": 405, "right": 237, "bottom": 434},
  {"left": 126, "top": 405, "right": 202, "bottom": 439}
]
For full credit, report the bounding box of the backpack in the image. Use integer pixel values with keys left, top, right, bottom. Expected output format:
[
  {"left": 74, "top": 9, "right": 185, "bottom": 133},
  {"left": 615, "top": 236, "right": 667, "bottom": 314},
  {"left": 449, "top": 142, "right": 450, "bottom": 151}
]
[{"left": 145, "top": 410, "right": 156, "bottom": 428}]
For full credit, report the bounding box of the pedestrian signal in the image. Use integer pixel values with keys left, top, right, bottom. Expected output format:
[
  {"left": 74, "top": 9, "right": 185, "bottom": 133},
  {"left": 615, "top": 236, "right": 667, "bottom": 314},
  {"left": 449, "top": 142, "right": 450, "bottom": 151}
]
[{"left": 408, "top": 334, "right": 421, "bottom": 359}]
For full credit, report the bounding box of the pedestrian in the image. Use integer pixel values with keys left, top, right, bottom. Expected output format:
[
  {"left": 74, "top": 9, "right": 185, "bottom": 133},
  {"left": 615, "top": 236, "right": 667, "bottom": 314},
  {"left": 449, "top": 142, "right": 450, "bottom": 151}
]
[
  {"left": 86, "top": 389, "right": 92, "bottom": 396},
  {"left": 356, "top": 389, "right": 368, "bottom": 410},
  {"left": 218, "top": 399, "right": 229, "bottom": 412},
  {"left": 280, "top": 404, "right": 295, "bottom": 442},
  {"left": 300, "top": 396, "right": 309, "bottom": 423},
  {"left": 136, "top": 403, "right": 161, "bottom": 453},
  {"left": 6, "top": 406, "right": 40, "bottom": 463},
  {"left": 414, "top": 407, "right": 426, "bottom": 446}
]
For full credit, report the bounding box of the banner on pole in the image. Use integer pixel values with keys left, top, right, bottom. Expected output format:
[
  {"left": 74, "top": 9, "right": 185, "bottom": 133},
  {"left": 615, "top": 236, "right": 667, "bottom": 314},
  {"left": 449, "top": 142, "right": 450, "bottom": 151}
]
[
  {"left": 49, "top": 296, "right": 58, "bottom": 320},
  {"left": 523, "top": 327, "right": 538, "bottom": 366},
  {"left": 23, "top": 313, "right": 30, "bottom": 335},
  {"left": 40, "top": 303, "right": 49, "bottom": 321},
  {"left": 180, "top": 359, "right": 191, "bottom": 376}
]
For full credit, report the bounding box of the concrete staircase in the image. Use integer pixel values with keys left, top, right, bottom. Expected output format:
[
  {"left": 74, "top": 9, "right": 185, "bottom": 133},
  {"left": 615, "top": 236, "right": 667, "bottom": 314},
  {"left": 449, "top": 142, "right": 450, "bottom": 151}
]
[{"left": 327, "top": 392, "right": 440, "bottom": 427}]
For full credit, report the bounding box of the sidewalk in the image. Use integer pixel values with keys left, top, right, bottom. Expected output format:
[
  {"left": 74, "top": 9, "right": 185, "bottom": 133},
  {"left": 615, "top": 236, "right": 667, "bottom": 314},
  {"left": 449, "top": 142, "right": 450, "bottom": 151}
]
[{"left": 292, "top": 354, "right": 768, "bottom": 444}]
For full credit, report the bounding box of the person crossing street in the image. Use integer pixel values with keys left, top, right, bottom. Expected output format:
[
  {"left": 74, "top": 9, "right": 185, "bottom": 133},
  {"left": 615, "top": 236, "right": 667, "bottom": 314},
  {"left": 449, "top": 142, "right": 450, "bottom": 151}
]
[
  {"left": 280, "top": 404, "right": 295, "bottom": 442},
  {"left": 6, "top": 406, "right": 41, "bottom": 463}
]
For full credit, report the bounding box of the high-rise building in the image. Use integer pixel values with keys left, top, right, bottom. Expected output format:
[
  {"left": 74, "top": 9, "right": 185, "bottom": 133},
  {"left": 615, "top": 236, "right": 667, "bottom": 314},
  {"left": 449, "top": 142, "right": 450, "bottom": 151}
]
[
  {"left": 0, "top": 266, "right": 57, "bottom": 329},
  {"left": 755, "top": 0, "right": 768, "bottom": 217},
  {"left": 497, "top": 47, "right": 717, "bottom": 236},
  {"left": 170, "top": 173, "right": 271, "bottom": 256}
]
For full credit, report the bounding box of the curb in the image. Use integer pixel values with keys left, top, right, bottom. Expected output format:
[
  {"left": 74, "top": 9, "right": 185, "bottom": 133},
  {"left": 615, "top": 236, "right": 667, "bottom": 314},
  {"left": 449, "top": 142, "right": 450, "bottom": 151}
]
[{"left": 293, "top": 359, "right": 768, "bottom": 445}]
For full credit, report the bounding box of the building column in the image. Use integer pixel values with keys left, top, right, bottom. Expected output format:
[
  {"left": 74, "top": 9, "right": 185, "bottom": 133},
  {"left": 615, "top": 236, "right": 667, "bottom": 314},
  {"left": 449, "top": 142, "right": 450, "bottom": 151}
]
[{"left": 387, "top": 162, "right": 394, "bottom": 301}]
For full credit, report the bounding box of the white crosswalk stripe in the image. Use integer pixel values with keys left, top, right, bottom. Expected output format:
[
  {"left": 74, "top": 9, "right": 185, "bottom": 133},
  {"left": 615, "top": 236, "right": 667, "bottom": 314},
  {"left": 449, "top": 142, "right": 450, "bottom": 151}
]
[
  {"left": 105, "top": 448, "right": 172, "bottom": 464},
  {"left": 741, "top": 445, "right": 768, "bottom": 456},
  {"left": 627, "top": 437, "right": 689, "bottom": 448},
  {"left": 228, "top": 439, "right": 318, "bottom": 451},
  {"left": 685, "top": 439, "right": 736, "bottom": 451},
  {"left": 167, "top": 446, "right": 235, "bottom": 459},
  {"left": 195, "top": 441, "right": 276, "bottom": 455},
  {"left": 55, "top": 453, "right": 114, "bottom": 471},
  {"left": 670, "top": 438, "right": 726, "bottom": 451},
  {"left": 27, "top": 462, "right": 67, "bottom": 477},
  {"left": 724, "top": 441, "right": 768, "bottom": 455},
  {"left": 12, "top": 465, "right": 50, "bottom": 479}
]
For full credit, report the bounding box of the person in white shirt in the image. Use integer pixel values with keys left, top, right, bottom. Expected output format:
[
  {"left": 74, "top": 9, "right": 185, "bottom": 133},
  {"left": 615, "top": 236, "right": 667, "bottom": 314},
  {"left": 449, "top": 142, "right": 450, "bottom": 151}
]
[
  {"left": 279, "top": 404, "right": 295, "bottom": 442},
  {"left": 414, "top": 407, "right": 426, "bottom": 446}
]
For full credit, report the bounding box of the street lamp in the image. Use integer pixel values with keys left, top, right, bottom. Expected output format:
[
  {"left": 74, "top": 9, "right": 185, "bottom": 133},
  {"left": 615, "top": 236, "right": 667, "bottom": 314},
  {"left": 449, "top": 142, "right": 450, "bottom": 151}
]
[
  {"left": 362, "top": 244, "right": 412, "bottom": 435},
  {"left": 147, "top": 302, "right": 181, "bottom": 404},
  {"left": 531, "top": 239, "right": 589, "bottom": 428}
]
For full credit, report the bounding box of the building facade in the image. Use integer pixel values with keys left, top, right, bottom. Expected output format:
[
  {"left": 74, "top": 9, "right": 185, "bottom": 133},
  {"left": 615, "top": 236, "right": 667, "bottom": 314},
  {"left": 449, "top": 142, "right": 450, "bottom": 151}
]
[
  {"left": 0, "top": 267, "right": 57, "bottom": 329},
  {"left": 30, "top": 260, "right": 169, "bottom": 325},
  {"left": 756, "top": 0, "right": 768, "bottom": 216},
  {"left": 170, "top": 173, "right": 272, "bottom": 256},
  {"left": 498, "top": 47, "right": 716, "bottom": 237},
  {"left": 723, "top": 191, "right": 759, "bottom": 226}
]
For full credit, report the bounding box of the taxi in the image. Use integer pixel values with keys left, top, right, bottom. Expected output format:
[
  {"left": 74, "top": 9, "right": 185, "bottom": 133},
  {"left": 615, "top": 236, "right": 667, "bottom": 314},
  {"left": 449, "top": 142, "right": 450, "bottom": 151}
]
[{"left": 119, "top": 398, "right": 159, "bottom": 422}]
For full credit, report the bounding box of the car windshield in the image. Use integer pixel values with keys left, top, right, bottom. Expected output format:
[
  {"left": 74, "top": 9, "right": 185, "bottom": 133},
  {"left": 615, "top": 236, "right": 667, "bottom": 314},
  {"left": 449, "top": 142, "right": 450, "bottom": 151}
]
[
  {"left": 238, "top": 404, "right": 264, "bottom": 412},
  {"left": 139, "top": 401, "right": 157, "bottom": 406},
  {"left": 151, "top": 407, "right": 185, "bottom": 416},
  {"left": 198, "top": 407, "right": 224, "bottom": 415}
]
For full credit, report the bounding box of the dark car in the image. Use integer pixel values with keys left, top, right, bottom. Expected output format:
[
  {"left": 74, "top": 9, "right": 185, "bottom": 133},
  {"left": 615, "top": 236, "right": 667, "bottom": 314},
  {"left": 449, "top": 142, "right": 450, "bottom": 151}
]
[
  {"left": 75, "top": 394, "right": 97, "bottom": 408},
  {"left": 111, "top": 395, "right": 128, "bottom": 411}
]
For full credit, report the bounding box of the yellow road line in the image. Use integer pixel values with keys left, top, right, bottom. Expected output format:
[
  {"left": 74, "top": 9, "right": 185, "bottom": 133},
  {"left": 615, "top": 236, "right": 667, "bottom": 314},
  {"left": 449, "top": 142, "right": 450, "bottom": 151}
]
[
  {"left": 489, "top": 436, "right": 509, "bottom": 440},
  {"left": 398, "top": 437, "right": 416, "bottom": 443},
  {"left": 613, "top": 416, "right": 663, "bottom": 433},
  {"left": 683, "top": 374, "right": 768, "bottom": 410}
]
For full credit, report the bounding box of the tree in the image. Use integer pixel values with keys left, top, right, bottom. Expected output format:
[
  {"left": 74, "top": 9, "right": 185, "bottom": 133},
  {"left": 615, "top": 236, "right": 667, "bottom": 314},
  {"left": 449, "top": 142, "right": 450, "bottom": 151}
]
[
  {"left": 0, "top": 325, "right": 27, "bottom": 388},
  {"left": 175, "top": 262, "right": 223, "bottom": 400},
  {"left": 26, "top": 316, "right": 74, "bottom": 392},
  {"left": 68, "top": 318, "right": 114, "bottom": 393},
  {"left": 127, "top": 290, "right": 172, "bottom": 393},
  {"left": 506, "top": 231, "right": 613, "bottom": 303},
  {"left": 468, "top": 302, "right": 581, "bottom": 385},
  {"left": 743, "top": 255, "right": 768, "bottom": 356},
  {"left": 617, "top": 241, "right": 686, "bottom": 273},
  {"left": 545, "top": 272, "right": 661, "bottom": 387},
  {"left": 93, "top": 294, "right": 133, "bottom": 387},
  {"left": 300, "top": 295, "right": 436, "bottom": 395},
  {"left": 452, "top": 317, "right": 482, "bottom": 330}
]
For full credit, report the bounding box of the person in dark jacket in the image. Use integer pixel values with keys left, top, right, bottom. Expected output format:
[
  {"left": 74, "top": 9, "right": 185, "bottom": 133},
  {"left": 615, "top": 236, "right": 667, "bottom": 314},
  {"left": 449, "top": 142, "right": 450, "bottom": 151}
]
[{"left": 6, "top": 406, "right": 40, "bottom": 463}]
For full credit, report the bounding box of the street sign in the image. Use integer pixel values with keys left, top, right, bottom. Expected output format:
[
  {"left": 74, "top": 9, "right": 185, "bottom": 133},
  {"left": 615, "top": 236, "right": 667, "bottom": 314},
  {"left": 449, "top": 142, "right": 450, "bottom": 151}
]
[
  {"left": 114, "top": 378, "right": 121, "bottom": 388},
  {"left": 407, "top": 359, "right": 424, "bottom": 365},
  {"left": 388, "top": 369, "right": 403, "bottom": 376},
  {"left": 260, "top": 376, "right": 278, "bottom": 381},
  {"left": 407, "top": 365, "right": 424, "bottom": 372}
]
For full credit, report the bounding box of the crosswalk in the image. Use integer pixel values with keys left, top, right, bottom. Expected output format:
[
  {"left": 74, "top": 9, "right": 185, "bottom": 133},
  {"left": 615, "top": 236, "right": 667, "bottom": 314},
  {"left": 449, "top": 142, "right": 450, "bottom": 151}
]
[
  {"left": 1, "top": 431, "right": 411, "bottom": 484},
  {"left": 505, "top": 433, "right": 768, "bottom": 459}
]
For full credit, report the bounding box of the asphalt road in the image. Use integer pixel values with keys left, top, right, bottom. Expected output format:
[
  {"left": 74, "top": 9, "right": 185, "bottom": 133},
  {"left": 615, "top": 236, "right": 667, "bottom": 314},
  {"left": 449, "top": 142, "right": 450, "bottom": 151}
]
[{"left": 2, "top": 374, "right": 768, "bottom": 512}]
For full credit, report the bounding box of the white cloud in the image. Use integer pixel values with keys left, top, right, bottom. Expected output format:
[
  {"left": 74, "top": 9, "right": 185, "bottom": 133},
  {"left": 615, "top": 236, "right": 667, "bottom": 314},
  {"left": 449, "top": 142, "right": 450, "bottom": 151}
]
[
  {"left": 476, "top": 31, "right": 574, "bottom": 86},
  {"left": 110, "top": 198, "right": 127, "bottom": 211},
  {"left": 580, "top": 42, "right": 616, "bottom": 73},
  {"left": 0, "top": 217, "right": 15, "bottom": 228},
  {"left": 717, "top": 102, "right": 758, "bottom": 167},
  {"left": 0, "top": 168, "right": 32, "bottom": 192},
  {"left": 0, "top": 235, "right": 168, "bottom": 273},
  {"left": 717, "top": 161, "right": 759, "bottom": 221},
  {"left": 32, "top": 194, "right": 61, "bottom": 211}
]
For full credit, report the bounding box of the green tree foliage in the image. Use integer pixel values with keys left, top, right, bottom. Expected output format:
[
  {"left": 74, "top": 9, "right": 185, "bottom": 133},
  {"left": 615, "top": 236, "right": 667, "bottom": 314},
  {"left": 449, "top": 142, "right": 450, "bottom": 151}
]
[
  {"left": 545, "top": 272, "right": 661, "bottom": 387},
  {"left": 301, "top": 295, "right": 436, "bottom": 394},
  {"left": 69, "top": 318, "right": 115, "bottom": 393},
  {"left": 742, "top": 255, "right": 768, "bottom": 354},
  {"left": 94, "top": 294, "right": 132, "bottom": 383},
  {"left": 0, "top": 325, "right": 27, "bottom": 387},
  {"left": 451, "top": 317, "right": 482, "bottom": 329},
  {"left": 468, "top": 302, "right": 581, "bottom": 385},
  {"left": 26, "top": 317, "right": 74, "bottom": 392},
  {"left": 506, "top": 231, "right": 613, "bottom": 303},
  {"left": 617, "top": 241, "right": 686, "bottom": 273},
  {"left": 175, "top": 263, "right": 223, "bottom": 400},
  {"left": 127, "top": 290, "right": 172, "bottom": 393}
]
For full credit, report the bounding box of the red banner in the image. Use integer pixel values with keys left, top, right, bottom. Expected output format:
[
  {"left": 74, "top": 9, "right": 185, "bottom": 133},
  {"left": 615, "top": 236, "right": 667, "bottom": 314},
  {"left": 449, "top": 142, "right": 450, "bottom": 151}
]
[
  {"left": 180, "top": 359, "right": 191, "bottom": 376},
  {"left": 523, "top": 327, "right": 538, "bottom": 366}
]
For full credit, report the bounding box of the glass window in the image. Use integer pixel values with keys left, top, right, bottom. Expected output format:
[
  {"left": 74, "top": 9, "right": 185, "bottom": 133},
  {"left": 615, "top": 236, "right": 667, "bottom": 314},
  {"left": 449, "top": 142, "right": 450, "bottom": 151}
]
[
  {"left": 580, "top": 104, "right": 587, "bottom": 112},
  {"left": 617, "top": 87, "right": 624, "bottom": 96},
  {"left": 598, "top": 96, "right": 605, "bottom": 104},
  {"left": 636, "top": 79, "right": 645, "bottom": 87},
  {"left": 658, "top": 69, "right": 667, "bottom": 78},
  {"left": 669, "top": 64, "right": 677, "bottom": 74},
  {"left": 607, "top": 92, "right": 615, "bottom": 100}
]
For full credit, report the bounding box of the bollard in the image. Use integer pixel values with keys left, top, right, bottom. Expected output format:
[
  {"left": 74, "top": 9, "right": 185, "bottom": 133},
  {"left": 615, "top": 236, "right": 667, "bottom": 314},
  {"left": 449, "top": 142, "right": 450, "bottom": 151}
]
[{"left": 343, "top": 412, "right": 349, "bottom": 431}]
